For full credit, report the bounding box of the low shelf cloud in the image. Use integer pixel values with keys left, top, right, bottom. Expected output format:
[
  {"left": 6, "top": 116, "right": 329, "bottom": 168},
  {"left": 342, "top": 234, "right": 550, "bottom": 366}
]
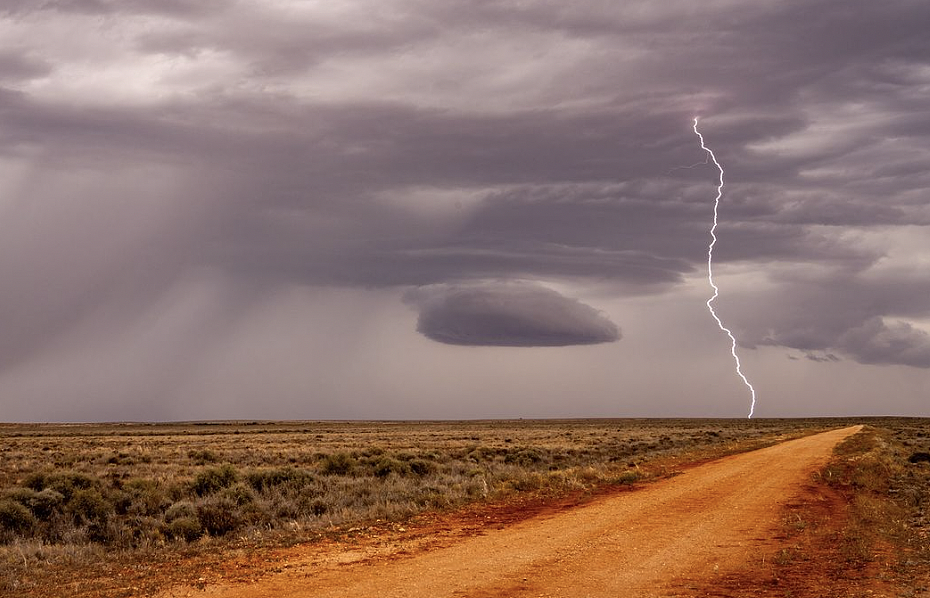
[{"left": 406, "top": 282, "right": 620, "bottom": 347}]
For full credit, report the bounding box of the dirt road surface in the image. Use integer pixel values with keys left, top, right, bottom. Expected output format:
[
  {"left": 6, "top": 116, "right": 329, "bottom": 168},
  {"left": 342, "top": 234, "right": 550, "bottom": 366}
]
[{"left": 171, "top": 425, "right": 861, "bottom": 598}]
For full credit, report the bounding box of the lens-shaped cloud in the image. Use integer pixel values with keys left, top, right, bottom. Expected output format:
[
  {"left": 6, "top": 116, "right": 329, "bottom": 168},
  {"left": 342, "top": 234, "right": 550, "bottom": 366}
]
[{"left": 406, "top": 282, "right": 620, "bottom": 347}]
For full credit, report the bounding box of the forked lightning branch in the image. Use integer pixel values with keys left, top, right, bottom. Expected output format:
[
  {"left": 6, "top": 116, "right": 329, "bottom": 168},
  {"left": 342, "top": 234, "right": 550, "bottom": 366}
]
[{"left": 692, "top": 117, "right": 758, "bottom": 419}]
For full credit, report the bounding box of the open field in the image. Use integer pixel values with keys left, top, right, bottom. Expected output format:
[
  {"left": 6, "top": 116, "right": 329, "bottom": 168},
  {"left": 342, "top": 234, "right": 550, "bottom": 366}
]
[{"left": 1, "top": 418, "right": 928, "bottom": 596}]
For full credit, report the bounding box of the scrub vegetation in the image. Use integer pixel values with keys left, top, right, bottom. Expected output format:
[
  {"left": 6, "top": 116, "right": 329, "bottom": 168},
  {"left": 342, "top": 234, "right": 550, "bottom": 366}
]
[
  {"left": 710, "top": 419, "right": 930, "bottom": 596},
  {"left": 816, "top": 422, "right": 930, "bottom": 590},
  {"left": 0, "top": 418, "right": 925, "bottom": 596}
]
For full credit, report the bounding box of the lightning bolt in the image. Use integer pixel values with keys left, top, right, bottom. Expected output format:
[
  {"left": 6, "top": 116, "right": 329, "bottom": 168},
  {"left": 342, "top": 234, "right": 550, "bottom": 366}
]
[{"left": 692, "top": 117, "right": 757, "bottom": 419}]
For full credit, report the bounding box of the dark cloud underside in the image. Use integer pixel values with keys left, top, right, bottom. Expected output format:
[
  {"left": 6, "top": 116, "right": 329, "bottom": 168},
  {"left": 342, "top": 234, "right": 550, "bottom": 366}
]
[
  {"left": 407, "top": 282, "right": 620, "bottom": 347},
  {"left": 0, "top": 0, "right": 928, "bottom": 419}
]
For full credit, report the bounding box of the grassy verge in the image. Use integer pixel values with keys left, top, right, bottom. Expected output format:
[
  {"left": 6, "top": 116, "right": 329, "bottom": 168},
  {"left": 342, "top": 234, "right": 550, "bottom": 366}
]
[
  {"left": 732, "top": 421, "right": 930, "bottom": 597},
  {"left": 822, "top": 423, "right": 930, "bottom": 593}
]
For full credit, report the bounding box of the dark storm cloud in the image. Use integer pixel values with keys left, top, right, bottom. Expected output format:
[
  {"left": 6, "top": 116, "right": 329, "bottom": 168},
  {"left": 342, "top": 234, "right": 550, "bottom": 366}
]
[
  {"left": 837, "top": 318, "right": 930, "bottom": 368},
  {"left": 729, "top": 265, "right": 930, "bottom": 368},
  {"left": 0, "top": 0, "right": 928, "bottom": 419},
  {"left": 0, "top": 0, "right": 223, "bottom": 17},
  {"left": 406, "top": 282, "right": 620, "bottom": 347},
  {"left": 802, "top": 352, "right": 840, "bottom": 364},
  {"left": 0, "top": 51, "right": 51, "bottom": 82}
]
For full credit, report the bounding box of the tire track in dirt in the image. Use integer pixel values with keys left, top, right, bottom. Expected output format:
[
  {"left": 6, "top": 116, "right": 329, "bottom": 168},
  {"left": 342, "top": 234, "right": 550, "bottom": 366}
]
[{"left": 171, "top": 425, "right": 861, "bottom": 598}]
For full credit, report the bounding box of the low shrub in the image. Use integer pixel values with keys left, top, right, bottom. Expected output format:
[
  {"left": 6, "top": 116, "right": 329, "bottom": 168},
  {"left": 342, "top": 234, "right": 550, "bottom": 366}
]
[
  {"left": 245, "top": 467, "right": 313, "bottom": 492},
  {"left": 24, "top": 472, "right": 98, "bottom": 502},
  {"left": 196, "top": 497, "right": 241, "bottom": 536},
  {"left": 3, "top": 487, "right": 39, "bottom": 505},
  {"left": 239, "top": 502, "right": 271, "bottom": 527},
  {"left": 108, "top": 488, "right": 133, "bottom": 515},
  {"left": 105, "top": 452, "right": 135, "bottom": 465},
  {"left": 192, "top": 464, "right": 238, "bottom": 496},
  {"left": 27, "top": 488, "right": 65, "bottom": 519},
  {"left": 164, "top": 501, "right": 198, "bottom": 523},
  {"left": 188, "top": 449, "right": 220, "bottom": 465},
  {"left": 409, "top": 459, "right": 436, "bottom": 476},
  {"left": 165, "top": 516, "right": 203, "bottom": 542},
  {"left": 52, "top": 473, "right": 99, "bottom": 501},
  {"left": 300, "top": 496, "right": 328, "bottom": 517},
  {"left": 123, "top": 479, "right": 169, "bottom": 517},
  {"left": 68, "top": 489, "right": 111, "bottom": 525},
  {"left": 908, "top": 452, "right": 930, "bottom": 464},
  {"left": 504, "top": 448, "right": 545, "bottom": 467},
  {"left": 468, "top": 446, "right": 500, "bottom": 463},
  {"left": 371, "top": 457, "right": 410, "bottom": 478},
  {"left": 21, "top": 472, "right": 49, "bottom": 492},
  {"left": 320, "top": 453, "right": 356, "bottom": 476},
  {"left": 0, "top": 499, "right": 35, "bottom": 534},
  {"left": 221, "top": 483, "right": 256, "bottom": 507},
  {"left": 2, "top": 487, "right": 65, "bottom": 521}
]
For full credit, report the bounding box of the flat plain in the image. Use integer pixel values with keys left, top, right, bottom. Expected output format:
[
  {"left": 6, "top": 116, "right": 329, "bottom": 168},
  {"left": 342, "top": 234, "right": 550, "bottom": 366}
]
[{"left": 1, "top": 418, "right": 928, "bottom": 596}]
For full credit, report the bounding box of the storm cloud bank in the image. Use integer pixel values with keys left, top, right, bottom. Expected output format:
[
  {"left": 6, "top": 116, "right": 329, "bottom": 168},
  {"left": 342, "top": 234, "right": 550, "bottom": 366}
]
[
  {"left": 0, "top": 0, "right": 929, "bottom": 419},
  {"left": 407, "top": 283, "right": 620, "bottom": 347}
]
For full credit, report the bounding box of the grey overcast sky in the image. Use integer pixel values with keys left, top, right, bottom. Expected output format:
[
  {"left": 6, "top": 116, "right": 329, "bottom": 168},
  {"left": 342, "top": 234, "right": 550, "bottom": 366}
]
[{"left": 1, "top": 0, "right": 928, "bottom": 421}]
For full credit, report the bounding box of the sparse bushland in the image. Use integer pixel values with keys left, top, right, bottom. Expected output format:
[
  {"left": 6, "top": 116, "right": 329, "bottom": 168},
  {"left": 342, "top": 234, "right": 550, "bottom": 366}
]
[
  {"left": 0, "top": 418, "right": 877, "bottom": 596},
  {"left": 819, "top": 423, "right": 930, "bottom": 582},
  {"left": 720, "top": 421, "right": 930, "bottom": 596}
]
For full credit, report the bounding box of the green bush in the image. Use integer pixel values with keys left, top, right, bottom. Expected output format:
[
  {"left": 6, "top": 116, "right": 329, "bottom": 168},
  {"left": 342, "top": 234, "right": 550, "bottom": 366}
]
[
  {"left": 245, "top": 467, "right": 313, "bottom": 492},
  {"left": 164, "top": 501, "right": 198, "bottom": 523},
  {"left": 192, "top": 464, "right": 238, "bottom": 496},
  {"left": 31, "top": 488, "right": 66, "bottom": 519},
  {"left": 238, "top": 502, "right": 271, "bottom": 527},
  {"left": 0, "top": 499, "right": 35, "bottom": 534},
  {"left": 68, "top": 489, "right": 111, "bottom": 524},
  {"left": 5, "top": 487, "right": 67, "bottom": 521},
  {"left": 467, "top": 446, "right": 499, "bottom": 463},
  {"left": 320, "top": 453, "right": 356, "bottom": 476},
  {"left": 165, "top": 516, "right": 203, "bottom": 542},
  {"left": 119, "top": 515, "right": 164, "bottom": 546},
  {"left": 51, "top": 473, "right": 99, "bottom": 500},
  {"left": 107, "top": 488, "right": 132, "bottom": 515},
  {"left": 196, "top": 497, "right": 241, "bottom": 536},
  {"left": 221, "top": 483, "right": 256, "bottom": 507},
  {"left": 371, "top": 457, "right": 410, "bottom": 478},
  {"left": 3, "top": 487, "right": 39, "bottom": 505},
  {"left": 24, "top": 471, "right": 98, "bottom": 501},
  {"left": 123, "top": 479, "right": 169, "bottom": 517},
  {"left": 22, "top": 473, "right": 47, "bottom": 491},
  {"left": 505, "top": 448, "right": 545, "bottom": 467},
  {"left": 188, "top": 448, "right": 220, "bottom": 464},
  {"left": 409, "top": 459, "right": 436, "bottom": 476},
  {"left": 105, "top": 452, "right": 135, "bottom": 465}
]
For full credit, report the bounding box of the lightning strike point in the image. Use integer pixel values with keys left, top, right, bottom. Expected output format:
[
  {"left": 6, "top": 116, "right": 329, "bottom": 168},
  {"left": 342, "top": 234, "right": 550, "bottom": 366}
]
[{"left": 692, "top": 117, "right": 757, "bottom": 419}]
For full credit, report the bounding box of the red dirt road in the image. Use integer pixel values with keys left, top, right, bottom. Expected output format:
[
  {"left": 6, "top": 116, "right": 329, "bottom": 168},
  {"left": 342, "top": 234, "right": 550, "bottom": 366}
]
[{"left": 169, "top": 426, "right": 861, "bottom": 598}]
